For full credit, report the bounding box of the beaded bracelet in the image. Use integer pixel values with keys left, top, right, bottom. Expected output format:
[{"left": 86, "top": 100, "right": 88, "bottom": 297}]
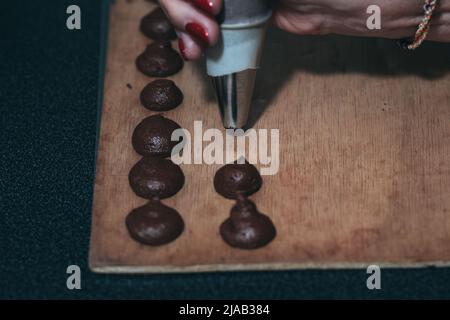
[{"left": 398, "top": 0, "right": 439, "bottom": 50}]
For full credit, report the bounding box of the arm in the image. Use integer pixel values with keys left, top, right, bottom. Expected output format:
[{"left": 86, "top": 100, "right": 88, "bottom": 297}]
[
  {"left": 272, "top": 0, "right": 450, "bottom": 42},
  {"left": 160, "top": 0, "right": 450, "bottom": 60}
]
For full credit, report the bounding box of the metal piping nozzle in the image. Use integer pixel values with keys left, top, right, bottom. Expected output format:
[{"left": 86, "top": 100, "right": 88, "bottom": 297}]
[
  {"left": 211, "top": 69, "right": 256, "bottom": 129},
  {"left": 206, "top": 0, "right": 271, "bottom": 129}
]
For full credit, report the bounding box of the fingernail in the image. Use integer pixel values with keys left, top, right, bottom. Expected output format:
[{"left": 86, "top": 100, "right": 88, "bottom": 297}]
[
  {"left": 185, "top": 22, "right": 209, "bottom": 46},
  {"left": 189, "top": 0, "right": 214, "bottom": 16},
  {"left": 178, "top": 38, "right": 189, "bottom": 61}
]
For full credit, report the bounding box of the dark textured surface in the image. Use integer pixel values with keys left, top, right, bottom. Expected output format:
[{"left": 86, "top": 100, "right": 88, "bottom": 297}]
[
  {"left": 132, "top": 114, "right": 182, "bottom": 157},
  {"left": 220, "top": 197, "right": 276, "bottom": 250},
  {"left": 135, "top": 41, "right": 183, "bottom": 77},
  {"left": 128, "top": 157, "right": 185, "bottom": 199},
  {"left": 125, "top": 199, "right": 184, "bottom": 246},
  {"left": 1, "top": 0, "right": 450, "bottom": 299}
]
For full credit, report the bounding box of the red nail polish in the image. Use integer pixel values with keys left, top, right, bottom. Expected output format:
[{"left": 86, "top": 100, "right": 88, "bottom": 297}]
[
  {"left": 185, "top": 22, "right": 209, "bottom": 46},
  {"left": 178, "top": 38, "right": 189, "bottom": 61},
  {"left": 189, "top": 0, "right": 214, "bottom": 16}
]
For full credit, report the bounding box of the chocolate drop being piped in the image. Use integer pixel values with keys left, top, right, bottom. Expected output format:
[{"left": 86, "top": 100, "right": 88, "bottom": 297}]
[
  {"left": 126, "top": 199, "right": 184, "bottom": 246},
  {"left": 129, "top": 157, "right": 185, "bottom": 199},
  {"left": 136, "top": 41, "right": 183, "bottom": 77},
  {"left": 140, "top": 79, "right": 183, "bottom": 111},
  {"left": 132, "top": 114, "right": 182, "bottom": 157},
  {"left": 214, "top": 162, "right": 262, "bottom": 199},
  {"left": 140, "top": 8, "right": 176, "bottom": 41},
  {"left": 220, "top": 196, "right": 276, "bottom": 249}
]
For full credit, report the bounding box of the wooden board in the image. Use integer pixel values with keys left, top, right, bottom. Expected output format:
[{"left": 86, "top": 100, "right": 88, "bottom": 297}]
[{"left": 89, "top": 0, "right": 450, "bottom": 273}]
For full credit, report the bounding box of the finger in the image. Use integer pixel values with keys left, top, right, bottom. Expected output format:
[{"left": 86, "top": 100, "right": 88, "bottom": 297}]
[
  {"left": 271, "top": 10, "right": 324, "bottom": 35},
  {"left": 177, "top": 30, "right": 205, "bottom": 61},
  {"left": 185, "top": 0, "right": 222, "bottom": 16},
  {"left": 428, "top": 23, "right": 450, "bottom": 42},
  {"left": 160, "top": 0, "right": 220, "bottom": 47}
]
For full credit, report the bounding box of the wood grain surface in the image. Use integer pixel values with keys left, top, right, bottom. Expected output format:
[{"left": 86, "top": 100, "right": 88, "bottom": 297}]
[{"left": 89, "top": 0, "right": 450, "bottom": 273}]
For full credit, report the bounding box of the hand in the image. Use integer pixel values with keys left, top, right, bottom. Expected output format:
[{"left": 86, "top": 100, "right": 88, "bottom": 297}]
[
  {"left": 272, "top": 0, "right": 450, "bottom": 41},
  {"left": 159, "top": 0, "right": 222, "bottom": 60},
  {"left": 159, "top": 0, "right": 450, "bottom": 60}
]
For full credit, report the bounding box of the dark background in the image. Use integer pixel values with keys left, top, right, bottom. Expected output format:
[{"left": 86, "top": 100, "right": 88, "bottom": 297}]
[{"left": 1, "top": 0, "right": 450, "bottom": 299}]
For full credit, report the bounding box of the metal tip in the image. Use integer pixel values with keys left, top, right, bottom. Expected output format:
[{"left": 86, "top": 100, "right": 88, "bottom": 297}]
[{"left": 212, "top": 69, "right": 256, "bottom": 129}]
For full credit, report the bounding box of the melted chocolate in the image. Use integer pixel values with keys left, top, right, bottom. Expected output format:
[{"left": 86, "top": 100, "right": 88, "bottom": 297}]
[
  {"left": 136, "top": 41, "right": 183, "bottom": 77},
  {"left": 140, "top": 79, "right": 183, "bottom": 111},
  {"left": 126, "top": 199, "right": 184, "bottom": 246},
  {"left": 140, "top": 8, "right": 176, "bottom": 41},
  {"left": 214, "top": 162, "right": 262, "bottom": 199},
  {"left": 132, "top": 114, "right": 182, "bottom": 157},
  {"left": 220, "top": 196, "right": 276, "bottom": 249},
  {"left": 129, "top": 157, "right": 185, "bottom": 199}
]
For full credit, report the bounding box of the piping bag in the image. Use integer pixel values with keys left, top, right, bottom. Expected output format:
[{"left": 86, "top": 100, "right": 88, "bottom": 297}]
[{"left": 206, "top": 0, "right": 272, "bottom": 129}]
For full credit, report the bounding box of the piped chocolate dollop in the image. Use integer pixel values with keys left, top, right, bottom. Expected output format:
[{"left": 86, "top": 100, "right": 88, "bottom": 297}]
[
  {"left": 214, "top": 162, "right": 262, "bottom": 199},
  {"left": 136, "top": 41, "right": 183, "bottom": 77},
  {"left": 140, "top": 8, "right": 176, "bottom": 41},
  {"left": 140, "top": 79, "right": 183, "bottom": 111},
  {"left": 129, "top": 157, "right": 185, "bottom": 199},
  {"left": 220, "top": 196, "right": 276, "bottom": 249},
  {"left": 126, "top": 199, "right": 184, "bottom": 246},
  {"left": 132, "top": 114, "right": 182, "bottom": 157}
]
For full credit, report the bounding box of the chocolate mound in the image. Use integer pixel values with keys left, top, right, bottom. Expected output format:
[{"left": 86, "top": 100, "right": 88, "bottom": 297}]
[
  {"left": 132, "top": 114, "right": 182, "bottom": 157},
  {"left": 140, "top": 79, "right": 183, "bottom": 111},
  {"left": 129, "top": 157, "right": 185, "bottom": 199},
  {"left": 140, "top": 8, "right": 176, "bottom": 41},
  {"left": 220, "top": 196, "right": 276, "bottom": 249},
  {"left": 136, "top": 41, "right": 183, "bottom": 77},
  {"left": 126, "top": 199, "right": 184, "bottom": 246},
  {"left": 214, "top": 162, "right": 262, "bottom": 199}
]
